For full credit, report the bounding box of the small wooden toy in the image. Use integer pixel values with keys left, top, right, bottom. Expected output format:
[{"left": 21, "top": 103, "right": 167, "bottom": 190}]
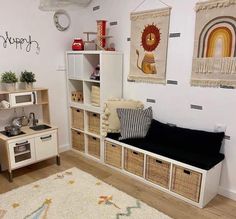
[{"left": 71, "top": 91, "right": 83, "bottom": 102}]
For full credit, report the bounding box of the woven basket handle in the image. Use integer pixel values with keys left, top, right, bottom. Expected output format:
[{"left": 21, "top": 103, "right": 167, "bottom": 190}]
[{"left": 183, "top": 169, "right": 191, "bottom": 175}]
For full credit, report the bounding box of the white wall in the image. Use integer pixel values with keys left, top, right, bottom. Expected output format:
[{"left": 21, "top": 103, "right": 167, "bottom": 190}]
[
  {"left": 76, "top": 0, "right": 236, "bottom": 200},
  {"left": 0, "top": 0, "right": 84, "bottom": 150}
]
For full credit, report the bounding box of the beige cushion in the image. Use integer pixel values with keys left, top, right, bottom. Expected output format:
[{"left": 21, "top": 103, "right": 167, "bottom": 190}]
[{"left": 102, "top": 99, "right": 144, "bottom": 136}]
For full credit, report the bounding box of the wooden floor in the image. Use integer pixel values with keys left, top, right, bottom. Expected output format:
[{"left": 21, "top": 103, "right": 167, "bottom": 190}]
[{"left": 0, "top": 150, "right": 236, "bottom": 219}]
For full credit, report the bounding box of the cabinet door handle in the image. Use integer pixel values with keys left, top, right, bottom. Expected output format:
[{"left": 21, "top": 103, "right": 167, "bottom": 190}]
[
  {"left": 111, "top": 144, "right": 116, "bottom": 148},
  {"left": 33, "top": 92, "right": 36, "bottom": 104},
  {"left": 16, "top": 141, "right": 28, "bottom": 146},
  {"left": 76, "top": 109, "right": 81, "bottom": 113},
  {"left": 93, "top": 113, "right": 97, "bottom": 117},
  {"left": 40, "top": 135, "right": 52, "bottom": 141},
  {"left": 156, "top": 160, "right": 163, "bottom": 164},
  {"left": 132, "top": 151, "right": 139, "bottom": 155}
]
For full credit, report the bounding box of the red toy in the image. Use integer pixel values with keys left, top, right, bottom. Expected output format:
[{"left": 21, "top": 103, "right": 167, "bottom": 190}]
[{"left": 72, "top": 38, "right": 84, "bottom": 50}]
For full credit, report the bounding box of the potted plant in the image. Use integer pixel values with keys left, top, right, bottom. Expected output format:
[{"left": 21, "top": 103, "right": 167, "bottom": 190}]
[
  {"left": 20, "top": 70, "right": 36, "bottom": 90},
  {"left": 1, "top": 71, "right": 18, "bottom": 91}
]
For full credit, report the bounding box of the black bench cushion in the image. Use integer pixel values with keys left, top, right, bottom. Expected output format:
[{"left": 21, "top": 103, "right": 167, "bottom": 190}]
[
  {"left": 146, "top": 119, "right": 225, "bottom": 155},
  {"left": 106, "top": 132, "right": 225, "bottom": 170}
]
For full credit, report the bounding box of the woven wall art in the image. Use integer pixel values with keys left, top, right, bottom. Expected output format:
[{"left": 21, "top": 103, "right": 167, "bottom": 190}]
[
  {"left": 128, "top": 8, "right": 171, "bottom": 84},
  {"left": 191, "top": 0, "right": 236, "bottom": 88}
]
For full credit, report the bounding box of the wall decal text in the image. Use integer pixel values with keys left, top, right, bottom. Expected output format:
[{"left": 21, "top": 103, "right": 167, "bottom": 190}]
[{"left": 0, "top": 31, "right": 40, "bottom": 54}]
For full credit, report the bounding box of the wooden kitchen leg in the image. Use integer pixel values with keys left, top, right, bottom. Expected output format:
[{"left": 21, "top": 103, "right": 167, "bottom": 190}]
[
  {"left": 8, "top": 171, "right": 13, "bottom": 182},
  {"left": 56, "top": 155, "right": 61, "bottom": 166}
]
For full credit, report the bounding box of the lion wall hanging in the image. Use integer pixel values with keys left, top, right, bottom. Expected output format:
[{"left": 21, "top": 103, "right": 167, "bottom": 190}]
[{"left": 128, "top": 8, "right": 171, "bottom": 84}]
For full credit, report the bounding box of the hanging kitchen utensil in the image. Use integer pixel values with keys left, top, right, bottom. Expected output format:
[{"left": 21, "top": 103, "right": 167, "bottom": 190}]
[
  {"left": 12, "top": 109, "right": 22, "bottom": 127},
  {"left": 21, "top": 108, "right": 29, "bottom": 126}
]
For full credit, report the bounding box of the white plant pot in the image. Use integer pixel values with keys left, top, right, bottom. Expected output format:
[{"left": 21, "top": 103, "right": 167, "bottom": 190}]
[
  {"left": 25, "top": 82, "right": 34, "bottom": 90},
  {"left": 3, "top": 83, "right": 16, "bottom": 92}
]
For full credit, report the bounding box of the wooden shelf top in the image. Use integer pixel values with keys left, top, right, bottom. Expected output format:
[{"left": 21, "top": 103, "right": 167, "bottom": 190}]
[{"left": 0, "top": 87, "right": 48, "bottom": 95}]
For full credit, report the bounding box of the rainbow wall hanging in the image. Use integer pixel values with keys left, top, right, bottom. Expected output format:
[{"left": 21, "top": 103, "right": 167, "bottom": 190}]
[
  {"left": 128, "top": 8, "right": 171, "bottom": 84},
  {"left": 191, "top": 0, "right": 236, "bottom": 88}
]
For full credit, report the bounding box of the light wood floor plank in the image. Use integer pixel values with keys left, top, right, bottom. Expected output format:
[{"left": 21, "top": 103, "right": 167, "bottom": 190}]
[{"left": 0, "top": 150, "right": 235, "bottom": 219}]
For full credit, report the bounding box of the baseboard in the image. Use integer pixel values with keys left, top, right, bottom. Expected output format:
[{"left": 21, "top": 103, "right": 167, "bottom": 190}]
[
  {"left": 59, "top": 144, "right": 71, "bottom": 153},
  {"left": 218, "top": 186, "right": 236, "bottom": 201}
]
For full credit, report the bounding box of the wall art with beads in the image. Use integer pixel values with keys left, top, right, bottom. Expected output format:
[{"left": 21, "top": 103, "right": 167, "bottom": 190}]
[
  {"left": 128, "top": 8, "right": 171, "bottom": 84},
  {"left": 191, "top": 0, "right": 236, "bottom": 88}
]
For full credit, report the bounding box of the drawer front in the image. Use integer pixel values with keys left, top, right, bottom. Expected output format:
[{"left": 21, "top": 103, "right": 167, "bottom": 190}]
[
  {"left": 124, "top": 148, "right": 144, "bottom": 177},
  {"left": 146, "top": 156, "right": 170, "bottom": 188},
  {"left": 105, "top": 141, "right": 122, "bottom": 169},
  {"left": 8, "top": 138, "right": 35, "bottom": 169},
  {"left": 88, "top": 136, "right": 100, "bottom": 158},
  {"left": 171, "top": 165, "right": 202, "bottom": 202},
  {"left": 35, "top": 131, "right": 58, "bottom": 161},
  {"left": 88, "top": 112, "right": 100, "bottom": 135},
  {"left": 72, "top": 130, "right": 84, "bottom": 152},
  {"left": 71, "top": 108, "right": 84, "bottom": 130}
]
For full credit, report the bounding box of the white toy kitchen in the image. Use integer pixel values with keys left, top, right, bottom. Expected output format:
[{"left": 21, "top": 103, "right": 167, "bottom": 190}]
[{"left": 0, "top": 88, "right": 60, "bottom": 182}]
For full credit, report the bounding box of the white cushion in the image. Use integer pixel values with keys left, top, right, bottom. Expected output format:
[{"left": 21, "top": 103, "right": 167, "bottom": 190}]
[{"left": 102, "top": 99, "right": 144, "bottom": 136}]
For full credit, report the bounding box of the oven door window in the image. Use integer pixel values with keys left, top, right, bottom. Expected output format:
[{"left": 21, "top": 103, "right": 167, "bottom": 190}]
[
  {"left": 15, "top": 95, "right": 32, "bottom": 104},
  {"left": 14, "top": 142, "right": 31, "bottom": 163}
]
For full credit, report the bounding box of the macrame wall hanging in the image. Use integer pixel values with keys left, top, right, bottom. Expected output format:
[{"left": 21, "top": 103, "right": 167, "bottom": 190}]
[
  {"left": 191, "top": 0, "right": 236, "bottom": 88},
  {"left": 128, "top": 0, "right": 171, "bottom": 84}
]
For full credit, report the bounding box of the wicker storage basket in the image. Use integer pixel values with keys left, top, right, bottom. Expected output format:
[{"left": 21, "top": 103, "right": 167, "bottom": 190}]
[
  {"left": 88, "top": 112, "right": 100, "bottom": 134},
  {"left": 124, "top": 148, "right": 144, "bottom": 177},
  {"left": 171, "top": 165, "right": 202, "bottom": 202},
  {"left": 88, "top": 136, "right": 100, "bottom": 158},
  {"left": 105, "top": 141, "right": 122, "bottom": 169},
  {"left": 71, "top": 108, "right": 84, "bottom": 130},
  {"left": 71, "top": 130, "right": 84, "bottom": 152},
  {"left": 145, "top": 156, "right": 170, "bottom": 188},
  {"left": 91, "top": 85, "right": 100, "bottom": 107}
]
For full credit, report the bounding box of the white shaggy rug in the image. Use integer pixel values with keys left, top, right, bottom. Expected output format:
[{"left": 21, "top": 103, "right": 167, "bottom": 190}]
[{"left": 0, "top": 167, "right": 171, "bottom": 219}]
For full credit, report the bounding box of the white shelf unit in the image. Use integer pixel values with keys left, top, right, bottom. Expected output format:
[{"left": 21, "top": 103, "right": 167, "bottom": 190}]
[{"left": 66, "top": 51, "right": 123, "bottom": 161}]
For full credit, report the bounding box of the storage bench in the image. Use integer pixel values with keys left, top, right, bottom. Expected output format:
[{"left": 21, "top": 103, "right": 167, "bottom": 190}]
[{"left": 104, "top": 119, "right": 225, "bottom": 208}]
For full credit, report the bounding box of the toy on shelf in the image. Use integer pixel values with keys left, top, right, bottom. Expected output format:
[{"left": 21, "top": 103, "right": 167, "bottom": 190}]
[
  {"left": 71, "top": 91, "right": 83, "bottom": 102},
  {"left": 90, "top": 65, "right": 100, "bottom": 81},
  {"left": 72, "top": 38, "right": 84, "bottom": 51},
  {"left": 97, "top": 20, "right": 106, "bottom": 48},
  {"left": 83, "top": 20, "right": 114, "bottom": 51},
  {"left": 91, "top": 85, "right": 100, "bottom": 107}
]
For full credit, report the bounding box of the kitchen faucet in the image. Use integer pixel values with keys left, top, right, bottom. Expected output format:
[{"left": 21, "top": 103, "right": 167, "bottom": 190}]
[{"left": 29, "top": 112, "right": 38, "bottom": 127}]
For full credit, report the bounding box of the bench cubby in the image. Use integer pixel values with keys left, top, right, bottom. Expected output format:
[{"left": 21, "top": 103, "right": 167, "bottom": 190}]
[
  {"left": 105, "top": 141, "right": 122, "bottom": 169},
  {"left": 145, "top": 156, "right": 171, "bottom": 189},
  {"left": 124, "top": 148, "right": 144, "bottom": 177}
]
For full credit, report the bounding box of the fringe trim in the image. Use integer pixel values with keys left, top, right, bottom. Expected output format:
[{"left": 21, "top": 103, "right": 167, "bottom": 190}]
[
  {"left": 191, "top": 79, "right": 236, "bottom": 88},
  {"left": 130, "top": 7, "right": 171, "bottom": 21},
  {"left": 192, "top": 58, "right": 236, "bottom": 74},
  {"left": 196, "top": 0, "right": 236, "bottom": 12},
  {"left": 128, "top": 75, "right": 166, "bottom": 84}
]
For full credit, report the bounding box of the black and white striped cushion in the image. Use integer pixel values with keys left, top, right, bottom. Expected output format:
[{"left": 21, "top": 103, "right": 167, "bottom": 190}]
[{"left": 117, "top": 107, "right": 153, "bottom": 140}]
